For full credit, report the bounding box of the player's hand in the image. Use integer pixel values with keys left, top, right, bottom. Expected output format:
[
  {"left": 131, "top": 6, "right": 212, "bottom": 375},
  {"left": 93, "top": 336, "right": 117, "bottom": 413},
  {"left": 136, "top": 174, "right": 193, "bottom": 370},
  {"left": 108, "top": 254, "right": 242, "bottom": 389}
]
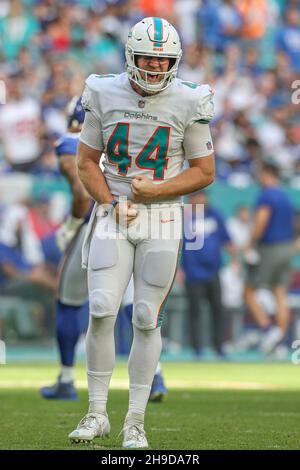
[
  {"left": 114, "top": 200, "right": 138, "bottom": 227},
  {"left": 55, "top": 215, "right": 84, "bottom": 252},
  {"left": 131, "top": 175, "right": 158, "bottom": 202}
]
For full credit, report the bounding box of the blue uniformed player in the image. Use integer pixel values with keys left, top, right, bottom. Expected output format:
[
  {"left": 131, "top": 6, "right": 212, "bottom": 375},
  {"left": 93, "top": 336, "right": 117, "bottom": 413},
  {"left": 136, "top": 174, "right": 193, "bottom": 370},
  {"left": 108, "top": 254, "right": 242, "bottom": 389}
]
[{"left": 40, "top": 97, "right": 91, "bottom": 400}]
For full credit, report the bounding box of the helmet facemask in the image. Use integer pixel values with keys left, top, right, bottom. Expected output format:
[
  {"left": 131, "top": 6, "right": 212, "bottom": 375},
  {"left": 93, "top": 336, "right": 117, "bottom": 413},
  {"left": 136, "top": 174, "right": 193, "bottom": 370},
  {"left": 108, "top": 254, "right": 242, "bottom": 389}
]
[{"left": 126, "top": 48, "right": 181, "bottom": 94}]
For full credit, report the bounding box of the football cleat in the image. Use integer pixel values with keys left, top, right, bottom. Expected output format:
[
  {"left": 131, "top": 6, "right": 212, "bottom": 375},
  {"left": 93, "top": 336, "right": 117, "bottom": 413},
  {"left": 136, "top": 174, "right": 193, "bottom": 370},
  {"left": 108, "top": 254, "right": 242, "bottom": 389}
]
[
  {"left": 40, "top": 378, "right": 78, "bottom": 401},
  {"left": 215, "top": 347, "right": 228, "bottom": 360},
  {"left": 123, "top": 423, "right": 149, "bottom": 449},
  {"left": 149, "top": 372, "right": 168, "bottom": 402},
  {"left": 69, "top": 413, "right": 110, "bottom": 443}
]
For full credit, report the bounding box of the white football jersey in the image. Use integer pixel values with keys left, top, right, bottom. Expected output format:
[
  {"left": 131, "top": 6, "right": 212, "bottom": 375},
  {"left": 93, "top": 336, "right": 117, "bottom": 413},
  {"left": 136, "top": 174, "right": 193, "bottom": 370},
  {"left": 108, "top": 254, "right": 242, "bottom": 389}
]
[{"left": 81, "top": 72, "right": 214, "bottom": 199}]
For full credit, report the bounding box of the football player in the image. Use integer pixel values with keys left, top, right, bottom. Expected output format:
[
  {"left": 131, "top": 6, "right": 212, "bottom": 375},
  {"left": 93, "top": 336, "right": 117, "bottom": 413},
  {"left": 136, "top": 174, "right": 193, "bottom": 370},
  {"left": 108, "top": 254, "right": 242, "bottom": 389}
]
[
  {"left": 40, "top": 98, "right": 167, "bottom": 401},
  {"left": 69, "top": 17, "right": 215, "bottom": 448},
  {"left": 40, "top": 97, "right": 92, "bottom": 400}
]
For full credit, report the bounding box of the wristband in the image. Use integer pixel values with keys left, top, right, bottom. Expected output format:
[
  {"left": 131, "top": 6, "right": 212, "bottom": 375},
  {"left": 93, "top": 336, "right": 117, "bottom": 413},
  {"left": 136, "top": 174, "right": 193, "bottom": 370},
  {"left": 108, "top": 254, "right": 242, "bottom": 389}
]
[{"left": 111, "top": 199, "right": 119, "bottom": 210}]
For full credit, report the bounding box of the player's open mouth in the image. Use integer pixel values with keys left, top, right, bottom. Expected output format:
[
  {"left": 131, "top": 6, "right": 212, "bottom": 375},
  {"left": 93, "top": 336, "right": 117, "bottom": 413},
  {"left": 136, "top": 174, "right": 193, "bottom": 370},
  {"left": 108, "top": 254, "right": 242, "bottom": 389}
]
[{"left": 147, "top": 74, "right": 160, "bottom": 82}]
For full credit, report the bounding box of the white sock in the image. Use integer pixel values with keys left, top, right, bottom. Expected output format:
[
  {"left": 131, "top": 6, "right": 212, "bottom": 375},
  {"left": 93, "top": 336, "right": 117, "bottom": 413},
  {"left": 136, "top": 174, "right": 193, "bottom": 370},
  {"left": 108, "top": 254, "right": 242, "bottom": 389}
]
[
  {"left": 87, "top": 370, "right": 112, "bottom": 415},
  {"left": 85, "top": 316, "right": 116, "bottom": 415},
  {"left": 125, "top": 411, "right": 145, "bottom": 427},
  {"left": 60, "top": 366, "right": 74, "bottom": 384},
  {"left": 128, "top": 326, "right": 162, "bottom": 417}
]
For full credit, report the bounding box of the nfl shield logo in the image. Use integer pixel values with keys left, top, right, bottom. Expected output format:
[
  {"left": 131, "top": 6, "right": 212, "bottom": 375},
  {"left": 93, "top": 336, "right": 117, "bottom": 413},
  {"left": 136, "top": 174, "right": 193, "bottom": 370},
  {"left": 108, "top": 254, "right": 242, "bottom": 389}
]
[
  {"left": 206, "top": 141, "right": 212, "bottom": 150},
  {"left": 138, "top": 100, "right": 146, "bottom": 109}
]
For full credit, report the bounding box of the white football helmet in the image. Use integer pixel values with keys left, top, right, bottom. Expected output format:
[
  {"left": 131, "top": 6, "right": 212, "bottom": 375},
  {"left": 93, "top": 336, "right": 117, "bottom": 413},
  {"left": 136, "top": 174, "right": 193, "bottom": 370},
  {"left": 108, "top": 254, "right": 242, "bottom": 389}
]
[{"left": 125, "top": 17, "right": 182, "bottom": 94}]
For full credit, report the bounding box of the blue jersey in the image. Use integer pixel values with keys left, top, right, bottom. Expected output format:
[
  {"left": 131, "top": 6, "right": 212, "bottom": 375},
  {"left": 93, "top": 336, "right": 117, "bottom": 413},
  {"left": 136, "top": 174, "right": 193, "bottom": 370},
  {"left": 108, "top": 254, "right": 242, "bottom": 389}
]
[
  {"left": 182, "top": 206, "right": 231, "bottom": 282},
  {"left": 255, "top": 186, "right": 294, "bottom": 244}
]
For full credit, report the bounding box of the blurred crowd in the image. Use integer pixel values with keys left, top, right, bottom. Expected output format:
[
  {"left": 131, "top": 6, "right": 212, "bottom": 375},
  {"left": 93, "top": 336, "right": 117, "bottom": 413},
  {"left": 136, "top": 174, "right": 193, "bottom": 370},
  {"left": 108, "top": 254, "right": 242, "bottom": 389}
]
[
  {"left": 0, "top": 0, "right": 300, "bottom": 356},
  {"left": 0, "top": 0, "right": 299, "bottom": 181}
]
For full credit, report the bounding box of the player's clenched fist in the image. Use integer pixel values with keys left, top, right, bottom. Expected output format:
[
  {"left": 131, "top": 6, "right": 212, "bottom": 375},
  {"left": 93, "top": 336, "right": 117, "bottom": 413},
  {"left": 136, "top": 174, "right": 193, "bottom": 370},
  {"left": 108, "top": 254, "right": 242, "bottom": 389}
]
[
  {"left": 114, "top": 199, "right": 138, "bottom": 227},
  {"left": 131, "top": 175, "right": 158, "bottom": 202}
]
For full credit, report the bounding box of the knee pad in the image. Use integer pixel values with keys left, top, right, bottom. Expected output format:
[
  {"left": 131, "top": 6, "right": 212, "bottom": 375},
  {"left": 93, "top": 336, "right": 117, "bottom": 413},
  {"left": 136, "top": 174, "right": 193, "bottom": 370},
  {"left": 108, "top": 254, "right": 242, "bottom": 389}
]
[
  {"left": 89, "top": 289, "right": 117, "bottom": 318},
  {"left": 142, "top": 250, "right": 175, "bottom": 288},
  {"left": 133, "top": 301, "right": 157, "bottom": 330}
]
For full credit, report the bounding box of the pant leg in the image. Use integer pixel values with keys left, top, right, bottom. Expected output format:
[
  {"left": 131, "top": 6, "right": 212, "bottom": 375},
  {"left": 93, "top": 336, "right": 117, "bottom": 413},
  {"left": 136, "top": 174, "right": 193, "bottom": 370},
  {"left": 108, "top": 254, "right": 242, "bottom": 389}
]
[
  {"left": 56, "top": 224, "right": 88, "bottom": 367},
  {"left": 59, "top": 223, "right": 88, "bottom": 306},
  {"left": 126, "top": 204, "right": 182, "bottom": 417},
  {"left": 86, "top": 210, "right": 135, "bottom": 414},
  {"left": 207, "top": 274, "right": 224, "bottom": 352},
  {"left": 56, "top": 300, "right": 81, "bottom": 367},
  {"left": 185, "top": 280, "right": 206, "bottom": 351}
]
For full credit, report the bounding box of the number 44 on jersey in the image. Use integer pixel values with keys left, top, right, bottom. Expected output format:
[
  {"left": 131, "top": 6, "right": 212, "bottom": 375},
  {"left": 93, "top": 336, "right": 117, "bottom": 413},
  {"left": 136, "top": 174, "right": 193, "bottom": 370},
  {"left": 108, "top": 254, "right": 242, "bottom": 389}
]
[{"left": 107, "top": 122, "right": 170, "bottom": 180}]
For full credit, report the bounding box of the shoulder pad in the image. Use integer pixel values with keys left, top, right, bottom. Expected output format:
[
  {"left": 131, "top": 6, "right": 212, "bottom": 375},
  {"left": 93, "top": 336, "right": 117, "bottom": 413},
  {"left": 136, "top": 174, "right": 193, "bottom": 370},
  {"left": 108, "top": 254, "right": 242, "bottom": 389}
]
[
  {"left": 191, "top": 84, "right": 214, "bottom": 126},
  {"left": 81, "top": 74, "right": 97, "bottom": 113},
  {"left": 84, "top": 73, "right": 117, "bottom": 94},
  {"left": 179, "top": 81, "right": 214, "bottom": 126},
  {"left": 81, "top": 74, "right": 117, "bottom": 117}
]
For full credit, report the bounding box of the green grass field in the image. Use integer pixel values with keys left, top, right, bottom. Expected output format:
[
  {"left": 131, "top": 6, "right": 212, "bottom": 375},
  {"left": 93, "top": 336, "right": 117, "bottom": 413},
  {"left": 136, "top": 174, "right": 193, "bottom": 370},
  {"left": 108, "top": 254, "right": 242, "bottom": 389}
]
[{"left": 1, "top": 362, "right": 300, "bottom": 450}]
